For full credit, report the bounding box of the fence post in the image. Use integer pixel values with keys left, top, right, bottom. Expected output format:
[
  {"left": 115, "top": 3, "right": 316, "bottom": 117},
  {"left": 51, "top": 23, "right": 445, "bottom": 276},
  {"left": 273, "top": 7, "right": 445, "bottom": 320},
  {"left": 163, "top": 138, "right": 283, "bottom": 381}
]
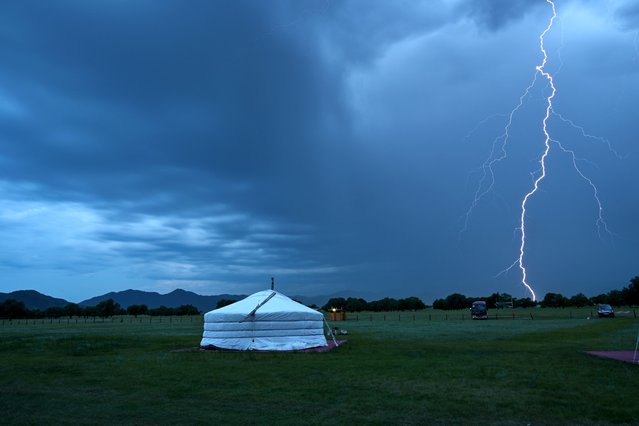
[
  {"left": 383, "top": 314, "right": 386, "bottom": 321},
  {"left": 512, "top": 312, "right": 515, "bottom": 320}
]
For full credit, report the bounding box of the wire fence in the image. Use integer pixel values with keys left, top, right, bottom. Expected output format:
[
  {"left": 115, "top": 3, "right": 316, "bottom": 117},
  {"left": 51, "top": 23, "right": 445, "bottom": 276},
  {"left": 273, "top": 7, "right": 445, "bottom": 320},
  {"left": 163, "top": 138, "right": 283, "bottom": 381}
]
[
  {"left": 1, "top": 309, "right": 637, "bottom": 326},
  {"left": 341, "top": 309, "right": 639, "bottom": 322},
  {"left": 0, "top": 315, "right": 204, "bottom": 326}
]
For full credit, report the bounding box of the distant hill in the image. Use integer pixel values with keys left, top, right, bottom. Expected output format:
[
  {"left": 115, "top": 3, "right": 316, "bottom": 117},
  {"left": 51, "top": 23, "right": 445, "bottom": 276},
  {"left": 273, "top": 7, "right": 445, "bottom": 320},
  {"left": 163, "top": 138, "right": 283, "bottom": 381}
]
[
  {"left": 1, "top": 288, "right": 389, "bottom": 313},
  {"left": 0, "top": 290, "right": 71, "bottom": 310},
  {"left": 79, "top": 289, "right": 246, "bottom": 312}
]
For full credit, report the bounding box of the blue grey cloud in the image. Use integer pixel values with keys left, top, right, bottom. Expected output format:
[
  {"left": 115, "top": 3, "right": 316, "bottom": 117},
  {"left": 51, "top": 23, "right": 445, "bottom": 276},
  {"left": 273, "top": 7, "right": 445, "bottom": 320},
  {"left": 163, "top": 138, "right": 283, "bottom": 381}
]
[
  {"left": 459, "top": 0, "right": 543, "bottom": 31},
  {"left": 0, "top": 0, "right": 636, "bottom": 302}
]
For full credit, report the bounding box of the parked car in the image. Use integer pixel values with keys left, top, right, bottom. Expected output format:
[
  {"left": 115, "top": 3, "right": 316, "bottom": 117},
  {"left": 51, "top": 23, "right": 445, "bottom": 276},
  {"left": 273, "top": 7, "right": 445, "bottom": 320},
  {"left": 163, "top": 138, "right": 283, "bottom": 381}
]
[
  {"left": 470, "top": 301, "right": 488, "bottom": 320},
  {"left": 597, "top": 304, "right": 614, "bottom": 318}
]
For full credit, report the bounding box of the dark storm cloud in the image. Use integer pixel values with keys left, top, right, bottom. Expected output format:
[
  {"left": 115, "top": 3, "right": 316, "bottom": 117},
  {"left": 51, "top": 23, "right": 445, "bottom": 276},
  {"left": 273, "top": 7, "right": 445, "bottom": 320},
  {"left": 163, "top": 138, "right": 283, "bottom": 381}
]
[
  {"left": 615, "top": 1, "right": 639, "bottom": 28},
  {"left": 458, "top": 0, "right": 543, "bottom": 31},
  {"left": 0, "top": 0, "right": 636, "bottom": 301},
  {"left": 316, "top": 0, "right": 452, "bottom": 64},
  {"left": 0, "top": 0, "right": 341, "bottom": 216},
  {"left": 0, "top": 0, "right": 352, "bottom": 296}
]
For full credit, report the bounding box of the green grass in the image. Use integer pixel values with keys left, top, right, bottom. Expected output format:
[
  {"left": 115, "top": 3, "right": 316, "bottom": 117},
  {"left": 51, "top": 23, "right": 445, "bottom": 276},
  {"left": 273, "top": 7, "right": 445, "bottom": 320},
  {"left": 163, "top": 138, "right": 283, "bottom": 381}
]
[{"left": 1, "top": 312, "right": 638, "bottom": 425}]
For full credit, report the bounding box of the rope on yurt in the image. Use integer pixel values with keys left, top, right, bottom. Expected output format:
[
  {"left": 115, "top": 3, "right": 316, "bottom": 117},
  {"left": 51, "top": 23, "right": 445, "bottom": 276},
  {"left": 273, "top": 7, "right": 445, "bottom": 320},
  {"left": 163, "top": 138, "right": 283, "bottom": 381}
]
[
  {"left": 633, "top": 328, "right": 639, "bottom": 364},
  {"left": 323, "top": 315, "right": 338, "bottom": 347}
]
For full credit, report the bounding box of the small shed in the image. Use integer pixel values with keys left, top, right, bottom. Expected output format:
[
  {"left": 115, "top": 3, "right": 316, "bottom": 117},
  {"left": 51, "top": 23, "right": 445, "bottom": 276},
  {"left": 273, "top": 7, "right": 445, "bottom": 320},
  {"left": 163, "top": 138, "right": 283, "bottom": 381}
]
[{"left": 328, "top": 308, "right": 346, "bottom": 321}]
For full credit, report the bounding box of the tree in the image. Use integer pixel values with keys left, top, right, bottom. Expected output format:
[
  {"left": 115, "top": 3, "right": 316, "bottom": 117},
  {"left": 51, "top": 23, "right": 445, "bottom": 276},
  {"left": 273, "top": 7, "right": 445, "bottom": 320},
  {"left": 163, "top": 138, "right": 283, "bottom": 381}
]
[
  {"left": 432, "top": 294, "right": 470, "bottom": 310},
  {"left": 64, "top": 303, "right": 82, "bottom": 318},
  {"left": 149, "top": 306, "right": 174, "bottom": 316},
  {"left": 607, "top": 290, "right": 624, "bottom": 307},
  {"left": 0, "top": 299, "right": 28, "bottom": 319},
  {"left": 398, "top": 297, "right": 426, "bottom": 311},
  {"left": 127, "top": 304, "right": 148, "bottom": 317},
  {"left": 590, "top": 294, "right": 609, "bottom": 305},
  {"left": 486, "top": 293, "right": 500, "bottom": 309},
  {"left": 95, "top": 299, "right": 121, "bottom": 317},
  {"left": 367, "top": 297, "right": 400, "bottom": 311},
  {"left": 175, "top": 304, "right": 199, "bottom": 316},
  {"left": 322, "top": 298, "right": 346, "bottom": 311},
  {"left": 622, "top": 276, "right": 639, "bottom": 306},
  {"left": 81, "top": 306, "right": 98, "bottom": 317},
  {"left": 344, "top": 297, "right": 367, "bottom": 312},
  {"left": 444, "top": 293, "right": 469, "bottom": 310},
  {"left": 513, "top": 297, "right": 536, "bottom": 308},
  {"left": 568, "top": 293, "right": 590, "bottom": 307},
  {"left": 432, "top": 298, "right": 446, "bottom": 310},
  {"left": 44, "top": 307, "right": 65, "bottom": 318},
  {"left": 541, "top": 293, "right": 567, "bottom": 308},
  {"left": 216, "top": 299, "right": 237, "bottom": 309}
]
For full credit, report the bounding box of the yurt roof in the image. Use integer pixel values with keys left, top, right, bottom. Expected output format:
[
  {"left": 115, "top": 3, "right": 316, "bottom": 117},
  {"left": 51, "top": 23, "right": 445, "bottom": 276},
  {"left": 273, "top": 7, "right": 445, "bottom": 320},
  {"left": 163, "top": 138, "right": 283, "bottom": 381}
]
[{"left": 204, "top": 290, "right": 320, "bottom": 322}]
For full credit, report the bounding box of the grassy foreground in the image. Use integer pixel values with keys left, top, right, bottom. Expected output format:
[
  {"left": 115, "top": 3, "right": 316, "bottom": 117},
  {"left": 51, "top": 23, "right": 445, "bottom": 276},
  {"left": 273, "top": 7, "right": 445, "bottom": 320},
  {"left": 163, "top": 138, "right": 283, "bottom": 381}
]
[{"left": 1, "top": 312, "right": 638, "bottom": 425}]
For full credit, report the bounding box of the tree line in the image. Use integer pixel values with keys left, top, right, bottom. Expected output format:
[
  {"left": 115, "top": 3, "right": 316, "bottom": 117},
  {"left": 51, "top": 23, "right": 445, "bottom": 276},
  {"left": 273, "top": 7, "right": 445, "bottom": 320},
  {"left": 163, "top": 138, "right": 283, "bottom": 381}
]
[
  {"left": 0, "top": 298, "right": 200, "bottom": 320},
  {"left": 322, "top": 296, "right": 426, "bottom": 312},
  {"left": 433, "top": 276, "right": 639, "bottom": 310},
  {"left": 433, "top": 293, "right": 535, "bottom": 310}
]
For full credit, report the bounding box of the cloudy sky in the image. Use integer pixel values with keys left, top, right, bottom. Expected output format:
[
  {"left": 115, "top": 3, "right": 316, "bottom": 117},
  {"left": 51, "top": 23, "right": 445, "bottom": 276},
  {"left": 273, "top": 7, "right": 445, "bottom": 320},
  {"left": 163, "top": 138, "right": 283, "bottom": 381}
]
[{"left": 0, "top": 0, "right": 637, "bottom": 303}]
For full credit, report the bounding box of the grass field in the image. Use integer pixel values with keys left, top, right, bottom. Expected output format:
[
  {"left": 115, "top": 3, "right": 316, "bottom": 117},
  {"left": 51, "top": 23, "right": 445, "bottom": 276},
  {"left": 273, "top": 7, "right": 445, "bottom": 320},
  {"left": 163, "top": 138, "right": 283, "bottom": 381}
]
[{"left": 1, "top": 309, "right": 638, "bottom": 425}]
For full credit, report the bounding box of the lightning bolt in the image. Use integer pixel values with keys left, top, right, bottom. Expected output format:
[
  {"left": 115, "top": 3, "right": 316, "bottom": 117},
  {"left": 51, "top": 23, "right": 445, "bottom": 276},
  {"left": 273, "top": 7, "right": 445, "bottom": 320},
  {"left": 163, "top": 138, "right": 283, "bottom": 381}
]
[
  {"left": 515, "top": 0, "right": 558, "bottom": 302},
  {"left": 552, "top": 139, "right": 614, "bottom": 240},
  {"left": 463, "top": 0, "right": 622, "bottom": 302},
  {"left": 551, "top": 111, "right": 624, "bottom": 160},
  {"left": 460, "top": 75, "right": 538, "bottom": 239}
]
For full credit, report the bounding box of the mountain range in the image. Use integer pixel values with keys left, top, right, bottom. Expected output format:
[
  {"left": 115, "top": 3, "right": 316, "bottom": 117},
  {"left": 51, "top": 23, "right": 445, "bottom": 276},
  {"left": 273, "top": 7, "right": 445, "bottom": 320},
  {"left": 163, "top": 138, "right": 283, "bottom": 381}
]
[
  {"left": 77, "top": 288, "right": 249, "bottom": 312},
  {"left": 0, "top": 289, "right": 379, "bottom": 312},
  {"left": 0, "top": 290, "right": 70, "bottom": 310}
]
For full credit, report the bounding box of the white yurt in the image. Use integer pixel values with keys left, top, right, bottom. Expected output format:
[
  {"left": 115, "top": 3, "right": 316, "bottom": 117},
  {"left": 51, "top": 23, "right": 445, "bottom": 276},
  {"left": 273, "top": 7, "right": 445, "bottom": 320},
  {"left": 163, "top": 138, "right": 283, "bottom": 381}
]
[{"left": 201, "top": 290, "right": 328, "bottom": 351}]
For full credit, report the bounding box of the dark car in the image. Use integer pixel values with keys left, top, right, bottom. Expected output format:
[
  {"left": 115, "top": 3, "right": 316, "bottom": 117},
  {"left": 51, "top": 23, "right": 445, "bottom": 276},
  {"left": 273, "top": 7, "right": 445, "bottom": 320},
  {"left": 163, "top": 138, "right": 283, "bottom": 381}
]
[
  {"left": 597, "top": 304, "right": 614, "bottom": 318},
  {"left": 470, "top": 301, "right": 488, "bottom": 320}
]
